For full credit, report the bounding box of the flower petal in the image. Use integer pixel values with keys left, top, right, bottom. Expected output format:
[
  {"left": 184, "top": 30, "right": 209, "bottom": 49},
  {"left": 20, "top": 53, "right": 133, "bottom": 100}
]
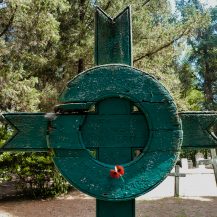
[
  {"left": 116, "top": 165, "right": 125, "bottom": 175},
  {"left": 110, "top": 169, "right": 120, "bottom": 179}
]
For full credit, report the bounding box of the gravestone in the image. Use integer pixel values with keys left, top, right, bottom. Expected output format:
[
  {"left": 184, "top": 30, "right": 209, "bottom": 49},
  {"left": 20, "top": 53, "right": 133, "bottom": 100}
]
[
  {"left": 181, "top": 158, "right": 188, "bottom": 171},
  {"left": 196, "top": 152, "right": 205, "bottom": 168},
  {"left": 1, "top": 6, "right": 217, "bottom": 217},
  {"left": 188, "top": 160, "right": 194, "bottom": 169},
  {"left": 196, "top": 152, "right": 205, "bottom": 165}
]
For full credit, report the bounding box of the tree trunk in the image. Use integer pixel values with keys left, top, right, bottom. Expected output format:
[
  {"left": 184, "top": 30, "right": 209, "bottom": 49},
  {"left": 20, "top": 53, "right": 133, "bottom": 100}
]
[
  {"left": 203, "top": 46, "right": 214, "bottom": 109},
  {"left": 77, "top": 58, "right": 84, "bottom": 74},
  {"left": 77, "top": 0, "right": 86, "bottom": 74}
]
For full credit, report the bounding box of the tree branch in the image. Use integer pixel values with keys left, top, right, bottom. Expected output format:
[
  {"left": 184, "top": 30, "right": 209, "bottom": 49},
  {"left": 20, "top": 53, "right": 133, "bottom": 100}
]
[
  {"left": 142, "top": 0, "right": 151, "bottom": 6},
  {"left": 103, "top": 0, "right": 111, "bottom": 11},
  {"left": 133, "top": 28, "right": 191, "bottom": 63},
  {"left": 0, "top": 6, "right": 17, "bottom": 38}
]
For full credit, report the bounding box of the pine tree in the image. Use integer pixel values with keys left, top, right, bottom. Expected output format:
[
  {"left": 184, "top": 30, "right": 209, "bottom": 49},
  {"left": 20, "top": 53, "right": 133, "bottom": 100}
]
[
  {"left": 177, "top": 0, "right": 217, "bottom": 110},
  {"left": 189, "top": 7, "right": 217, "bottom": 109}
]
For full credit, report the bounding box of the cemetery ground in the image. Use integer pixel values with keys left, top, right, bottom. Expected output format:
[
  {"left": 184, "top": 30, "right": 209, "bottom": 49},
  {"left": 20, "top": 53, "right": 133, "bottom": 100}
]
[
  {"left": 1, "top": 190, "right": 217, "bottom": 217},
  {"left": 1, "top": 163, "right": 217, "bottom": 217}
]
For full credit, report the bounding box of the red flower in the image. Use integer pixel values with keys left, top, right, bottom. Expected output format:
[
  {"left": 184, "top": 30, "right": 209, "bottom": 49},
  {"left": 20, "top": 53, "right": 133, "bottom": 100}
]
[
  {"left": 116, "top": 165, "right": 124, "bottom": 175},
  {"left": 110, "top": 170, "right": 120, "bottom": 179},
  {"left": 110, "top": 165, "right": 125, "bottom": 179}
]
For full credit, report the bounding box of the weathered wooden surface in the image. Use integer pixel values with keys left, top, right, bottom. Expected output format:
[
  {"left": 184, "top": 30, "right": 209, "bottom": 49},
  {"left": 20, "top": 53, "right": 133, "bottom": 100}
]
[
  {"left": 51, "top": 65, "right": 182, "bottom": 200},
  {"left": 95, "top": 6, "right": 135, "bottom": 215},
  {"left": 60, "top": 64, "right": 175, "bottom": 104},
  {"left": 54, "top": 149, "right": 178, "bottom": 200},
  {"left": 53, "top": 6, "right": 182, "bottom": 200},
  {"left": 1, "top": 113, "right": 48, "bottom": 151},
  {"left": 82, "top": 113, "right": 148, "bottom": 148},
  {"left": 95, "top": 6, "right": 132, "bottom": 66},
  {"left": 96, "top": 200, "right": 135, "bottom": 217},
  {"left": 180, "top": 112, "right": 217, "bottom": 148},
  {"left": 95, "top": 100, "right": 135, "bottom": 217},
  {"left": 49, "top": 115, "right": 85, "bottom": 150},
  {"left": 50, "top": 7, "right": 182, "bottom": 204}
]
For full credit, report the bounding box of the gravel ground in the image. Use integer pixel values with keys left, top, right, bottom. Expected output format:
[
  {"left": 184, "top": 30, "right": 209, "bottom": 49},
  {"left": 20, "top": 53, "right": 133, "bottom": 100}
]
[{"left": 1, "top": 191, "right": 217, "bottom": 217}]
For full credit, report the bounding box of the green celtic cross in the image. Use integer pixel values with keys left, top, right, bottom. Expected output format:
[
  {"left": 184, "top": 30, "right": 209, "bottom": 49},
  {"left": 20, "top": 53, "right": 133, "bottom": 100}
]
[{"left": 1, "top": 7, "right": 217, "bottom": 217}]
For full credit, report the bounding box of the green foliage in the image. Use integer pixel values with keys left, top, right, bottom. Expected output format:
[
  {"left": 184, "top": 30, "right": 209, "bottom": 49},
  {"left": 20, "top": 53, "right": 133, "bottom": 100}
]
[
  {"left": 0, "top": 0, "right": 210, "bottom": 111},
  {"left": 0, "top": 117, "right": 70, "bottom": 198},
  {"left": 177, "top": 1, "right": 217, "bottom": 110},
  {"left": 185, "top": 89, "right": 204, "bottom": 110},
  {"left": 0, "top": 152, "right": 71, "bottom": 198},
  {"left": 176, "top": 1, "right": 217, "bottom": 160},
  {"left": 0, "top": 66, "right": 40, "bottom": 112},
  {"left": 178, "top": 62, "right": 195, "bottom": 96},
  {"left": 189, "top": 7, "right": 217, "bottom": 110},
  {"left": 0, "top": 123, "right": 13, "bottom": 148}
]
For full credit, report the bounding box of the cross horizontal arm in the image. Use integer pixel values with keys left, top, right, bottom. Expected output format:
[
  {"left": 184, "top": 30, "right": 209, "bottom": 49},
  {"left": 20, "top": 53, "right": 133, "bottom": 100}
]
[
  {"left": 169, "top": 172, "right": 186, "bottom": 177},
  {"left": 1, "top": 113, "right": 49, "bottom": 152},
  {"left": 180, "top": 112, "right": 217, "bottom": 149}
]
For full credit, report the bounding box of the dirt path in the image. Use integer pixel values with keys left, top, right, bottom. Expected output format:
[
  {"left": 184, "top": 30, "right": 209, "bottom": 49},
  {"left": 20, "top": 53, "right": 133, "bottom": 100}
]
[{"left": 1, "top": 191, "right": 217, "bottom": 217}]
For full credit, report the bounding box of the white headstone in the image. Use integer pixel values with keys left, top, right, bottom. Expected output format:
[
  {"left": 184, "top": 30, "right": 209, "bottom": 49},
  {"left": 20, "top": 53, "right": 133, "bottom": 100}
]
[
  {"left": 181, "top": 158, "right": 188, "bottom": 171},
  {"left": 195, "top": 152, "right": 205, "bottom": 167},
  {"left": 198, "top": 164, "right": 206, "bottom": 169}
]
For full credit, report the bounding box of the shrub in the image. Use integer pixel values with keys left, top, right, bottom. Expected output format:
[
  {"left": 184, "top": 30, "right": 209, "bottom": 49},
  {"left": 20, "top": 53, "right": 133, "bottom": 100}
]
[{"left": 0, "top": 152, "right": 72, "bottom": 198}]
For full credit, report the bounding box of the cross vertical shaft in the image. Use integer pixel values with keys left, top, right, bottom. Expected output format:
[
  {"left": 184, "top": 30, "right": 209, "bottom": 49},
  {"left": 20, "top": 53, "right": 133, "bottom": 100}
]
[
  {"left": 94, "top": 6, "right": 135, "bottom": 217},
  {"left": 95, "top": 6, "right": 132, "bottom": 66}
]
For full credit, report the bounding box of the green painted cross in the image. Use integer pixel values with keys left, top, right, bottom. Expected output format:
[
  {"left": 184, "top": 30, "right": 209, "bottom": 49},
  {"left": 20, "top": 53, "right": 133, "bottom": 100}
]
[{"left": 1, "top": 6, "right": 217, "bottom": 217}]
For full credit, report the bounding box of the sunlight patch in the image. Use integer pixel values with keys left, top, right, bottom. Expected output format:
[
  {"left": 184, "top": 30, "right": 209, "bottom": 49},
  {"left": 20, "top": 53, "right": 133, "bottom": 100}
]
[
  {"left": 180, "top": 196, "right": 213, "bottom": 202},
  {"left": 0, "top": 211, "right": 14, "bottom": 217}
]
